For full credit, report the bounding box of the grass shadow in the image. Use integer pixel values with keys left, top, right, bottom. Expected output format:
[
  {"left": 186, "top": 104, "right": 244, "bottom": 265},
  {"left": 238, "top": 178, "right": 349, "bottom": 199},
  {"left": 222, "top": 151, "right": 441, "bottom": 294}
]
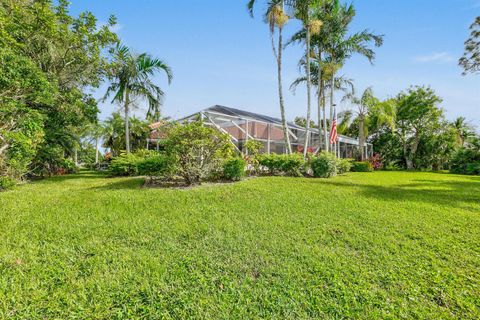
[{"left": 320, "top": 177, "right": 480, "bottom": 212}]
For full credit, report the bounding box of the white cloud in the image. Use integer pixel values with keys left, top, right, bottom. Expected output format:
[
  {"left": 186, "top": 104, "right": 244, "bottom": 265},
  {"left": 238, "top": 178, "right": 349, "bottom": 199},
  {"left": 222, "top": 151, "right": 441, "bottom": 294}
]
[{"left": 413, "top": 52, "right": 455, "bottom": 63}]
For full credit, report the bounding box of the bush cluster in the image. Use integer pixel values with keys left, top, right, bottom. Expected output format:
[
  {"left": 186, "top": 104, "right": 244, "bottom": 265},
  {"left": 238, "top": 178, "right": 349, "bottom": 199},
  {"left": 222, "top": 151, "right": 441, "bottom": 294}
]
[
  {"left": 310, "top": 152, "right": 338, "bottom": 178},
  {"left": 450, "top": 148, "right": 480, "bottom": 175},
  {"left": 257, "top": 154, "right": 304, "bottom": 176}
]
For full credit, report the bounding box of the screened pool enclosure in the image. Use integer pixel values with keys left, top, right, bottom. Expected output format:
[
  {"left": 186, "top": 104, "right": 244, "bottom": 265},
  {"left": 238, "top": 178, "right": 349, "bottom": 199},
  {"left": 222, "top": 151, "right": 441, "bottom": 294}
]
[{"left": 148, "top": 105, "right": 373, "bottom": 159}]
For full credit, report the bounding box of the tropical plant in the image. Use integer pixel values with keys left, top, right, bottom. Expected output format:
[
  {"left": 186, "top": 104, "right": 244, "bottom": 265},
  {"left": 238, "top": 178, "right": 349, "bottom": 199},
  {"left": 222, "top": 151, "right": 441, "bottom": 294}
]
[
  {"left": 104, "top": 44, "right": 172, "bottom": 153},
  {"left": 344, "top": 88, "right": 395, "bottom": 161},
  {"left": 248, "top": 0, "right": 293, "bottom": 154},
  {"left": 451, "top": 117, "right": 474, "bottom": 148},
  {"left": 289, "top": 0, "right": 383, "bottom": 152},
  {"left": 102, "top": 113, "right": 150, "bottom": 156}
]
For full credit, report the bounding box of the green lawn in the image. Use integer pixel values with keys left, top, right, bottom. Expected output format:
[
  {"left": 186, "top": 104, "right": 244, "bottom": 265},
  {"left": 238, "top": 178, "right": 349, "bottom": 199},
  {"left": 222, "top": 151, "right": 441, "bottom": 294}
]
[{"left": 0, "top": 171, "right": 479, "bottom": 319}]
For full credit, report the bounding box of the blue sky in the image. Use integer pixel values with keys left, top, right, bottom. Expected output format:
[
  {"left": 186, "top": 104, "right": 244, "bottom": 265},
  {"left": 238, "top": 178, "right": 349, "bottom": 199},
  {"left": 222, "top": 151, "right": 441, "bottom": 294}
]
[{"left": 69, "top": 0, "right": 480, "bottom": 128}]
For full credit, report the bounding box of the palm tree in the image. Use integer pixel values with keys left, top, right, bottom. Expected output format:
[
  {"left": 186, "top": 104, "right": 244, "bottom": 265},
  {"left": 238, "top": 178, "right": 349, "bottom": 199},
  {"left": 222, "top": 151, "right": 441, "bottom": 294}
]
[
  {"left": 289, "top": 0, "right": 382, "bottom": 152},
  {"left": 248, "top": 0, "right": 293, "bottom": 154},
  {"left": 292, "top": 0, "right": 324, "bottom": 158},
  {"left": 104, "top": 44, "right": 172, "bottom": 153},
  {"left": 451, "top": 117, "right": 474, "bottom": 147},
  {"left": 344, "top": 88, "right": 395, "bottom": 160}
]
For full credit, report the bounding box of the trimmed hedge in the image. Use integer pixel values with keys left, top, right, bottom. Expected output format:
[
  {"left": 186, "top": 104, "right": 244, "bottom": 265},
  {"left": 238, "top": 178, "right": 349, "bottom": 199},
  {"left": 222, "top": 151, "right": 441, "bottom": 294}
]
[
  {"left": 351, "top": 161, "right": 374, "bottom": 172},
  {"left": 109, "top": 153, "right": 142, "bottom": 176},
  {"left": 257, "top": 154, "right": 304, "bottom": 176},
  {"left": 137, "top": 155, "right": 175, "bottom": 179},
  {"left": 223, "top": 158, "right": 246, "bottom": 181}
]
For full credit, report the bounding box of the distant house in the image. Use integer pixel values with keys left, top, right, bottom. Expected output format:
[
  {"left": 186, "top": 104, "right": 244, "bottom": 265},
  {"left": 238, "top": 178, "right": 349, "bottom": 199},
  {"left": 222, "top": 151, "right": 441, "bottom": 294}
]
[{"left": 148, "top": 105, "right": 372, "bottom": 159}]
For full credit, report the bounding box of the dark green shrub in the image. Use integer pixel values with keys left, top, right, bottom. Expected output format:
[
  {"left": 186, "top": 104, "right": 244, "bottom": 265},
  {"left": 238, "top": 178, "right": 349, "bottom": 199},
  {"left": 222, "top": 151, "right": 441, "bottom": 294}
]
[
  {"left": 450, "top": 148, "right": 480, "bottom": 175},
  {"left": 311, "top": 152, "right": 337, "bottom": 178},
  {"left": 351, "top": 161, "right": 374, "bottom": 172},
  {"left": 223, "top": 158, "right": 246, "bottom": 181},
  {"left": 109, "top": 153, "right": 142, "bottom": 176},
  {"left": 137, "top": 155, "right": 176, "bottom": 179},
  {"left": 0, "top": 176, "right": 16, "bottom": 191},
  {"left": 337, "top": 158, "right": 353, "bottom": 174},
  {"left": 465, "top": 162, "right": 480, "bottom": 175}
]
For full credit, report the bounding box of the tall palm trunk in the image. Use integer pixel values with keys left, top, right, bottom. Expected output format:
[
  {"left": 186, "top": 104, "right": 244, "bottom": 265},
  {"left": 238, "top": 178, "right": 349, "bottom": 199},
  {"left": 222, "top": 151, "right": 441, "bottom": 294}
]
[
  {"left": 303, "top": 24, "right": 312, "bottom": 159},
  {"left": 316, "top": 50, "right": 322, "bottom": 152},
  {"left": 95, "top": 137, "right": 99, "bottom": 164},
  {"left": 124, "top": 88, "right": 131, "bottom": 154},
  {"left": 277, "top": 25, "right": 292, "bottom": 154},
  {"left": 359, "top": 115, "right": 365, "bottom": 161},
  {"left": 322, "top": 82, "right": 328, "bottom": 152}
]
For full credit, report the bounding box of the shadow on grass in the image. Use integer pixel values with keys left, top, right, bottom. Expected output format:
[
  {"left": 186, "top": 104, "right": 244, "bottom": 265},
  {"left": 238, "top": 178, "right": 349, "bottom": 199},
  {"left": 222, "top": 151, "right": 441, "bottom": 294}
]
[
  {"left": 91, "top": 177, "right": 146, "bottom": 190},
  {"left": 319, "top": 177, "right": 480, "bottom": 212}
]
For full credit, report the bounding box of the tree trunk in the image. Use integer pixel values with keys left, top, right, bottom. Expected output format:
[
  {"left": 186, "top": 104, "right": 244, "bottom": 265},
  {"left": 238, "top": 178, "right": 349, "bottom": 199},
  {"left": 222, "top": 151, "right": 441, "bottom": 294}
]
[
  {"left": 95, "top": 137, "right": 99, "bottom": 164},
  {"left": 277, "top": 25, "right": 292, "bottom": 154},
  {"left": 329, "top": 76, "right": 335, "bottom": 152},
  {"left": 359, "top": 115, "right": 365, "bottom": 161},
  {"left": 303, "top": 24, "right": 312, "bottom": 159},
  {"left": 317, "top": 50, "right": 323, "bottom": 153},
  {"left": 322, "top": 91, "right": 328, "bottom": 152},
  {"left": 74, "top": 148, "right": 78, "bottom": 166},
  {"left": 124, "top": 88, "right": 131, "bottom": 154}
]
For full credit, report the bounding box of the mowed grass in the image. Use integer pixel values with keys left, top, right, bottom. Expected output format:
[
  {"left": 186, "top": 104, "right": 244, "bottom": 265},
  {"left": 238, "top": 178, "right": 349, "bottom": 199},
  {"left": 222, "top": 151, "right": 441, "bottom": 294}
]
[{"left": 0, "top": 171, "right": 479, "bottom": 319}]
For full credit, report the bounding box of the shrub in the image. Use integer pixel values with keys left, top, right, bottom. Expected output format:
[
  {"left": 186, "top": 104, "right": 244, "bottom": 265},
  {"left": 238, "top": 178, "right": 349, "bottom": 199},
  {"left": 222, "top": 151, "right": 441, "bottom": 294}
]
[
  {"left": 351, "top": 161, "right": 374, "bottom": 172},
  {"left": 280, "top": 153, "right": 304, "bottom": 176},
  {"left": 257, "top": 153, "right": 305, "bottom": 176},
  {"left": 59, "top": 159, "right": 78, "bottom": 174},
  {"left": 450, "top": 148, "right": 480, "bottom": 175},
  {"left": 164, "top": 122, "right": 234, "bottom": 185},
  {"left": 369, "top": 153, "right": 383, "bottom": 170},
  {"left": 337, "top": 158, "right": 353, "bottom": 174},
  {"left": 223, "top": 158, "right": 246, "bottom": 181},
  {"left": 311, "top": 152, "right": 337, "bottom": 178},
  {"left": 0, "top": 176, "right": 16, "bottom": 191},
  {"left": 137, "top": 155, "right": 176, "bottom": 179},
  {"left": 465, "top": 162, "right": 480, "bottom": 175},
  {"left": 109, "top": 153, "right": 142, "bottom": 176}
]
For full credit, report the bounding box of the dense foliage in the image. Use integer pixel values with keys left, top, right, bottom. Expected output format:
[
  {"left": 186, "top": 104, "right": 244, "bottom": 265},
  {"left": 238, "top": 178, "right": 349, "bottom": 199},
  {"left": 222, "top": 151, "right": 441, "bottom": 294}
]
[
  {"left": 310, "top": 152, "right": 338, "bottom": 178},
  {"left": 257, "top": 153, "right": 305, "bottom": 176},
  {"left": 223, "top": 158, "right": 246, "bottom": 181},
  {"left": 351, "top": 161, "right": 374, "bottom": 172},
  {"left": 0, "top": 0, "right": 118, "bottom": 182},
  {"left": 164, "top": 122, "right": 234, "bottom": 185}
]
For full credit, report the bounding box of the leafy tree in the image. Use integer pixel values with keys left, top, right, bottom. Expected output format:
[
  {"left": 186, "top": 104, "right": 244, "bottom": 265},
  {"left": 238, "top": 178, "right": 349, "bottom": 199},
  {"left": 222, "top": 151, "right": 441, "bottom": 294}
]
[
  {"left": 0, "top": 0, "right": 119, "bottom": 178},
  {"left": 104, "top": 44, "right": 172, "bottom": 153},
  {"left": 164, "top": 122, "right": 234, "bottom": 185},
  {"left": 459, "top": 16, "right": 480, "bottom": 75},
  {"left": 394, "top": 86, "right": 445, "bottom": 169}
]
